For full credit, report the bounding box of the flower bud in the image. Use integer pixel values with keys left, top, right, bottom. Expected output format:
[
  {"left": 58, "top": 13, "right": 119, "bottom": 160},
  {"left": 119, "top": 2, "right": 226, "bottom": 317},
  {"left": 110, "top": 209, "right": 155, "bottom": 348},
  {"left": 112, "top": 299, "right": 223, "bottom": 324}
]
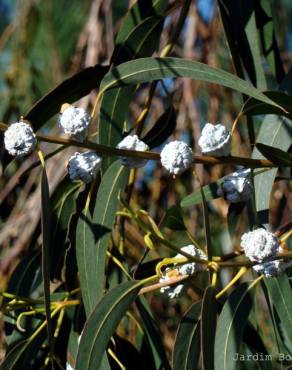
[
  {"left": 160, "top": 140, "right": 193, "bottom": 175},
  {"left": 217, "top": 169, "right": 252, "bottom": 203},
  {"left": 68, "top": 151, "right": 102, "bottom": 183},
  {"left": 241, "top": 228, "right": 279, "bottom": 262},
  {"left": 4, "top": 121, "right": 37, "bottom": 157},
  {"left": 198, "top": 123, "right": 231, "bottom": 156},
  {"left": 116, "top": 135, "right": 149, "bottom": 168}
]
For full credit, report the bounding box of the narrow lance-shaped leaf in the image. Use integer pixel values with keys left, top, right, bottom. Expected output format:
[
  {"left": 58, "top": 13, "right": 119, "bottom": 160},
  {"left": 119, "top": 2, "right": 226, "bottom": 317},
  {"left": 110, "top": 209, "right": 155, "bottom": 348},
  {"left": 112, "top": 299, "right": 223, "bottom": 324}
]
[
  {"left": 252, "top": 72, "right": 292, "bottom": 225},
  {"left": 181, "top": 180, "right": 223, "bottom": 208},
  {"left": 99, "top": 10, "right": 166, "bottom": 169},
  {"left": 40, "top": 167, "right": 53, "bottom": 357},
  {"left": 255, "top": 143, "right": 292, "bottom": 167},
  {"left": 200, "top": 182, "right": 214, "bottom": 260},
  {"left": 24, "top": 65, "right": 109, "bottom": 130},
  {"left": 201, "top": 287, "right": 217, "bottom": 370},
  {"left": 141, "top": 106, "right": 177, "bottom": 149},
  {"left": 136, "top": 296, "right": 171, "bottom": 370},
  {"left": 115, "top": 0, "right": 168, "bottom": 43},
  {"left": 75, "top": 280, "right": 143, "bottom": 370},
  {"left": 264, "top": 276, "right": 292, "bottom": 346},
  {"left": 50, "top": 177, "right": 81, "bottom": 280},
  {"left": 100, "top": 57, "right": 282, "bottom": 109},
  {"left": 214, "top": 281, "right": 257, "bottom": 370},
  {"left": 76, "top": 161, "right": 129, "bottom": 316},
  {"left": 173, "top": 301, "right": 201, "bottom": 370}
]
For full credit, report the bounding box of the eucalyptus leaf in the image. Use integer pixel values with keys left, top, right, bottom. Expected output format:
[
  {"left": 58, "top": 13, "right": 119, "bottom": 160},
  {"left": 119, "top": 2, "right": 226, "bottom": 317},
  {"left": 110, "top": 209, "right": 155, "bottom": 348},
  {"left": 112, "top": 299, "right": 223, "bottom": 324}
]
[
  {"left": 214, "top": 282, "right": 256, "bottom": 370},
  {"left": 24, "top": 65, "right": 109, "bottom": 130},
  {"left": 201, "top": 287, "right": 217, "bottom": 370},
  {"left": 76, "top": 161, "right": 129, "bottom": 316},
  {"left": 173, "top": 301, "right": 201, "bottom": 370},
  {"left": 75, "top": 280, "right": 143, "bottom": 370},
  {"left": 99, "top": 7, "right": 167, "bottom": 169},
  {"left": 141, "top": 106, "right": 177, "bottom": 149},
  {"left": 255, "top": 143, "right": 292, "bottom": 167},
  {"left": 40, "top": 167, "right": 53, "bottom": 356},
  {"left": 100, "top": 57, "right": 282, "bottom": 109}
]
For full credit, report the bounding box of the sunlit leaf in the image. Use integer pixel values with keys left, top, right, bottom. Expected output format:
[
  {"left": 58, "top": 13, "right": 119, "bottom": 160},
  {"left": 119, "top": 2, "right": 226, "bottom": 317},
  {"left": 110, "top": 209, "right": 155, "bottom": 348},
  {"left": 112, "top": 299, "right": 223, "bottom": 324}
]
[{"left": 100, "top": 57, "right": 282, "bottom": 108}]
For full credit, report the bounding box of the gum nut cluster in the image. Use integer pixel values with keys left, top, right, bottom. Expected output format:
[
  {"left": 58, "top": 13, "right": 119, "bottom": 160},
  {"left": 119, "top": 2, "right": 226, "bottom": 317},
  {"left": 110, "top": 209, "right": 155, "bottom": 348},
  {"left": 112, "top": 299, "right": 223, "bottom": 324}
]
[
  {"left": 159, "top": 245, "right": 207, "bottom": 299},
  {"left": 4, "top": 121, "right": 37, "bottom": 157},
  {"left": 68, "top": 151, "right": 102, "bottom": 183},
  {"left": 217, "top": 168, "right": 253, "bottom": 203},
  {"left": 116, "top": 134, "right": 149, "bottom": 168},
  {"left": 241, "top": 228, "right": 279, "bottom": 263},
  {"left": 198, "top": 123, "right": 231, "bottom": 156},
  {"left": 58, "top": 105, "right": 90, "bottom": 137},
  {"left": 160, "top": 140, "right": 193, "bottom": 175}
]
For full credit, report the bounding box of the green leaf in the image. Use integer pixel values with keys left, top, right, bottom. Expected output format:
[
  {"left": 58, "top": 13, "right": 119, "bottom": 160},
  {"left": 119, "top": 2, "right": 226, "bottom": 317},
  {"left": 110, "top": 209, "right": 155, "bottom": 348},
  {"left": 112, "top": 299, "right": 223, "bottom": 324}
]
[
  {"left": 115, "top": 0, "right": 168, "bottom": 43},
  {"left": 173, "top": 301, "right": 201, "bottom": 370},
  {"left": 141, "top": 106, "right": 177, "bottom": 149},
  {"left": 50, "top": 177, "right": 81, "bottom": 280},
  {"left": 0, "top": 340, "right": 30, "bottom": 370},
  {"left": 256, "top": 0, "right": 285, "bottom": 83},
  {"left": 75, "top": 280, "right": 143, "bottom": 370},
  {"left": 214, "top": 281, "right": 257, "bottom": 370},
  {"left": 161, "top": 205, "right": 186, "bottom": 231},
  {"left": 201, "top": 287, "right": 217, "bottom": 370},
  {"left": 227, "top": 202, "right": 246, "bottom": 239},
  {"left": 136, "top": 296, "right": 171, "bottom": 370},
  {"left": 241, "top": 91, "right": 292, "bottom": 119},
  {"left": 252, "top": 72, "right": 292, "bottom": 225},
  {"left": 100, "top": 57, "right": 282, "bottom": 108},
  {"left": 6, "top": 251, "right": 41, "bottom": 299},
  {"left": 180, "top": 180, "right": 222, "bottom": 207},
  {"left": 76, "top": 161, "right": 129, "bottom": 316},
  {"left": 40, "top": 167, "right": 53, "bottom": 356},
  {"left": 255, "top": 143, "right": 292, "bottom": 167},
  {"left": 200, "top": 182, "right": 214, "bottom": 260},
  {"left": 99, "top": 13, "right": 166, "bottom": 169},
  {"left": 24, "top": 65, "right": 109, "bottom": 130},
  {"left": 264, "top": 276, "right": 292, "bottom": 345}
]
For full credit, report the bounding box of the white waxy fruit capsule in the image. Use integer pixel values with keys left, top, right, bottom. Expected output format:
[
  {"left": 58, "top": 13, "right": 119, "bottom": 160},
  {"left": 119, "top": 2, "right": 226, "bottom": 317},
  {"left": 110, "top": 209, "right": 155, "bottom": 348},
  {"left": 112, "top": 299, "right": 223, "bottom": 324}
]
[
  {"left": 175, "top": 244, "right": 207, "bottom": 275},
  {"left": 241, "top": 228, "right": 279, "bottom": 263},
  {"left": 217, "top": 168, "right": 253, "bottom": 203},
  {"left": 4, "top": 121, "right": 37, "bottom": 157},
  {"left": 116, "top": 134, "right": 149, "bottom": 168},
  {"left": 252, "top": 246, "right": 292, "bottom": 277},
  {"left": 159, "top": 269, "right": 185, "bottom": 299},
  {"left": 198, "top": 123, "right": 231, "bottom": 157},
  {"left": 159, "top": 245, "right": 207, "bottom": 299},
  {"left": 67, "top": 151, "right": 102, "bottom": 183},
  {"left": 160, "top": 140, "right": 193, "bottom": 175},
  {"left": 58, "top": 104, "right": 90, "bottom": 140}
]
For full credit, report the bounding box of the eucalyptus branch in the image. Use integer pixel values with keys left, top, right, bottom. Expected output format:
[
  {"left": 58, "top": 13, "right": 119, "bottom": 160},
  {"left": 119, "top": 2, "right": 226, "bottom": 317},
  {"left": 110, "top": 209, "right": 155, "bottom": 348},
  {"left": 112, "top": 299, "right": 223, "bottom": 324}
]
[{"left": 0, "top": 122, "right": 276, "bottom": 167}]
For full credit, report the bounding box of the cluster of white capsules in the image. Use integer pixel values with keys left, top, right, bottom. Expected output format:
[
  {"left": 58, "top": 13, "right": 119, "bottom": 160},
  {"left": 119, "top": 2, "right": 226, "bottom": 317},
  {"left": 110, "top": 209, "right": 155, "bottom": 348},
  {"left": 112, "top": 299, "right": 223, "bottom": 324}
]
[
  {"left": 240, "top": 228, "right": 292, "bottom": 277},
  {"left": 159, "top": 245, "right": 207, "bottom": 299}
]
